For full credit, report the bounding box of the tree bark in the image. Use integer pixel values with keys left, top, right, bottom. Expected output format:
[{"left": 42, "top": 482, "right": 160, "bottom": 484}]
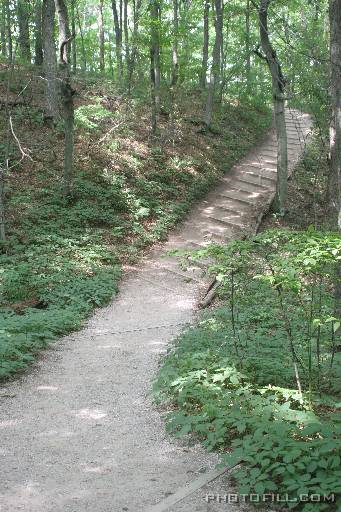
[
  {"left": 43, "top": 0, "right": 58, "bottom": 120},
  {"left": 5, "top": 0, "right": 12, "bottom": 62},
  {"left": 328, "top": 0, "right": 341, "bottom": 226},
  {"left": 245, "top": 0, "right": 251, "bottom": 92},
  {"left": 150, "top": 0, "right": 161, "bottom": 134},
  {"left": 70, "top": 0, "right": 77, "bottom": 72},
  {"left": 55, "top": 0, "right": 74, "bottom": 197},
  {"left": 204, "top": 0, "right": 223, "bottom": 127},
  {"left": 127, "top": 0, "right": 141, "bottom": 92},
  {"left": 180, "top": 0, "right": 190, "bottom": 82},
  {"left": 1, "top": 1, "right": 6, "bottom": 57},
  {"left": 108, "top": 33, "right": 114, "bottom": 76},
  {"left": 17, "top": 0, "right": 31, "bottom": 61},
  {"left": 76, "top": 5, "right": 86, "bottom": 71},
  {"left": 219, "top": 12, "right": 229, "bottom": 104},
  {"left": 171, "top": 0, "right": 179, "bottom": 87},
  {"left": 259, "top": 0, "right": 288, "bottom": 213},
  {"left": 111, "top": 0, "right": 123, "bottom": 80},
  {"left": 200, "top": 0, "right": 210, "bottom": 89},
  {"left": 328, "top": 0, "right": 341, "bottom": 335},
  {"left": 0, "top": 162, "right": 5, "bottom": 241},
  {"left": 123, "top": 0, "right": 129, "bottom": 73},
  {"left": 34, "top": 0, "right": 43, "bottom": 65},
  {"left": 55, "top": 0, "right": 71, "bottom": 62},
  {"left": 98, "top": 0, "right": 105, "bottom": 72}
]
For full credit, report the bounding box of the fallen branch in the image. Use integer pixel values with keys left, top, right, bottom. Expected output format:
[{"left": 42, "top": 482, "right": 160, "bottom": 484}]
[
  {"left": 9, "top": 115, "right": 33, "bottom": 163},
  {"left": 145, "top": 464, "right": 239, "bottom": 512},
  {"left": 198, "top": 277, "right": 221, "bottom": 308},
  {"left": 97, "top": 120, "right": 125, "bottom": 144}
]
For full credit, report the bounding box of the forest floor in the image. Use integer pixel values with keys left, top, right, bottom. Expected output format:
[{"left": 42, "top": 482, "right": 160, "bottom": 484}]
[
  {"left": 0, "top": 65, "right": 271, "bottom": 378},
  {"left": 0, "top": 84, "right": 311, "bottom": 512}
]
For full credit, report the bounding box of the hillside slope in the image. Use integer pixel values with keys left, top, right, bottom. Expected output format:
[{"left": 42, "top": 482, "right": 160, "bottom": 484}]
[{"left": 0, "top": 66, "right": 271, "bottom": 378}]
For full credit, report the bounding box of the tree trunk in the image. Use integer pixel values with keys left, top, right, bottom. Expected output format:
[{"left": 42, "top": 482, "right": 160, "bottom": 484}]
[
  {"left": 17, "top": 0, "right": 31, "bottom": 61},
  {"left": 55, "top": 0, "right": 74, "bottom": 197},
  {"left": 127, "top": 0, "right": 141, "bottom": 92},
  {"left": 219, "top": 13, "right": 229, "bottom": 104},
  {"left": 55, "top": 0, "right": 71, "bottom": 62},
  {"left": 70, "top": 0, "right": 77, "bottom": 72},
  {"left": 98, "top": 0, "right": 105, "bottom": 72},
  {"left": 108, "top": 33, "right": 114, "bottom": 76},
  {"left": 204, "top": 0, "right": 223, "bottom": 127},
  {"left": 0, "top": 163, "right": 5, "bottom": 241},
  {"left": 76, "top": 6, "right": 86, "bottom": 71},
  {"left": 123, "top": 0, "right": 129, "bottom": 73},
  {"left": 150, "top": 0, "right": 160, "bottom": 134},
  {"left": 245, "top": 0, "right": 251, "bottom": 93},
  {"left": 328, "top": 0, "right": 341, "bottom": 225},
  {"left": 1, "top": 1, "right": 6, "bottom": 57},
  {"left": 5, "top": 0, "right": 12, "bottom": 62},
  {"left": 43, "top": 0, "right": 58, "bottom": 120},
  {"left": 111, "top": 0, "right": 123, "bottom": 80},
  {"left": 180, "top": 0, "right": 190, "bottom": 82},
  {"left": 34, "top": 0, "right": 43, "bottom": 65},
  {"left": 200, "top": 0, "right": 209, "bottom": 89},
  {"left": 259, "top": 0, "right": 288, "bottom": 213},
  {"left": 328, "top": 0, "right": 341, "bottom": 335},
  {"left": 171, "top": 0, "right": 179, "bottom": 87}
]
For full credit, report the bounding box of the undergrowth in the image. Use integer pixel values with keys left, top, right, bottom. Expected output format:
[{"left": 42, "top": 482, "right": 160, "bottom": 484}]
[
  {"left": 0, "top": 70, "right": 271, "bottom": 378},
  {"left": 155, "top": 157, "right": 341, "bottom": 512}
]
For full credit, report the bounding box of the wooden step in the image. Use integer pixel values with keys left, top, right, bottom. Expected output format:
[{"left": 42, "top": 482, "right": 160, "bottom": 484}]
[
  {"left": 217, "top": 191, "right": 254, "bottom": 205},
  {"left": 200, "top": 206, "right": 246, "bottom": 228},
  {"left": 235, "top": 169, "right": 276, "bottom": 185},
  {"left": 232, "top": 177, "right": 272, "bottom": 194}
]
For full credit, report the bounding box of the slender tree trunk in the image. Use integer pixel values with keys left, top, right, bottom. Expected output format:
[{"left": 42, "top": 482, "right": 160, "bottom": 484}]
[
  {"left": 120, "top": 0, "right": 123, "bottom": 72},
  {"left": 219, "top": 14, "right": 229, "bottom": 104},
  {"left": 123, "top": 0, "right": 129, "bottom": 72},
  {"left": 5, "top": 0, "right": 12, "bottom": 62},
  {"left": 171, "top": 0, "right": 179, "bottom": 87},
  {"left": 204, "top": 0, "right": 223, "bottom": 127},
  {"left": 34, "top": 0, "right": 43, "bottom": 65},
  {"left": 1, "top": 1, "right": 6, "bottom": 57},
  {"left": 0, "top": 163, "right": 5, "bottom": 241},
  {"left": 70, "top": 0, "right": 77, "bottom": 72},
  {"left": 200, "top": 0, "right": 210, "bottom": 89},
  {"left": 55, "top": 0, "right": 71, "bottom": 61},
  {"left": 111, "top": 0, "right": 123, "bottom": 80},
  {"left": 108, "top": 33, "right": 114, "bottom": 76},
  {"left": 328, "top": 0, "right": 341, "bottom": 336},
  {"left": 127, "top": 0, "right": 141, "bottom": 91},
  {"left": 98, "top": 0, "right": 105, "bottom": 72},
  {"left": 245, "top": 0, "right": 251, "bottom": 92},
  {"left": 55, "top": 0, "right": 74, "bottom": 197},
  {"left": 150, "top": 0, "right": 160, "bottom": 134},
  {"left": 17, "top": 0, "right": 31, "bottom": 61},
  {"left": 76, "top": 6, "right": 86, "bottom": 71},
  {"left": 328, "top": 0, "right": 341, "bottom": 225},
  {"left": 259, "top": 0, "right": 288, "bottom": 213},
  {"left": 43, "top": 0, "right": 58, "bottom": 120}
]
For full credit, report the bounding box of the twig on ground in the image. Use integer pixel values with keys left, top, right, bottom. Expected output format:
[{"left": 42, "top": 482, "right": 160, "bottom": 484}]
[
  {"left": 97, "top": 120, "right": 125, "bottom": 144},
  {"left": 9, "top": 115, "right": 33, "bottom": 163}
]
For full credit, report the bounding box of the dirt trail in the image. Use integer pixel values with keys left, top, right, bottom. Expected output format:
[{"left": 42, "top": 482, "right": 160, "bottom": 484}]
[{"left": 0, "top": 110, "right": 312, "bottom": 512}]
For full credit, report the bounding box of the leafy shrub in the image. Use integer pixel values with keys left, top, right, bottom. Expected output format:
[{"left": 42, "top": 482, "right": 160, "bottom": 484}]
[
  {"left": 155, "top": 228, "right": 341, "bottom": 511},
  {"left": 75, "top": 104, "right": 113, "bottom": 130}
]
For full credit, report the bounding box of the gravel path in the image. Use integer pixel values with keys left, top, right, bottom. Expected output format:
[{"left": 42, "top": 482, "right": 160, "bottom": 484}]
[{"left": 0, "top": 110, "right": 312, "bottom": 512}]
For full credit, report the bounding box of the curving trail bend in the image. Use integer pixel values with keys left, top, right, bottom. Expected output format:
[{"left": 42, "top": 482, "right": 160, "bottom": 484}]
[{"left": 0, "top": 110, "right": 312, "bottom": 512}]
